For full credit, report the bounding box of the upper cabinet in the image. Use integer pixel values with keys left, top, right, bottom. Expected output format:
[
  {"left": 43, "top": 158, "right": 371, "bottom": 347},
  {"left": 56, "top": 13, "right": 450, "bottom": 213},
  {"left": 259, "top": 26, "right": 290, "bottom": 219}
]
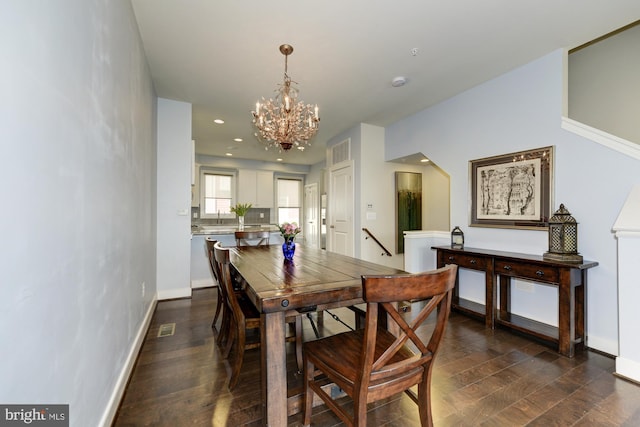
[
  {"left": 238, "top": 169, "right": 274, "bottom": 208},
  {"left": 191, "top": 162, "right": 200, "bottom": 207}
]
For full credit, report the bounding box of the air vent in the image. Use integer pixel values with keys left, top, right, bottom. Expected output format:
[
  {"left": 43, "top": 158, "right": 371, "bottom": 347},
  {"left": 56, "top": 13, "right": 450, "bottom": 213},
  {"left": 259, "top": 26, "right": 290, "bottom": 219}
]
[
  {"left": 331, "top": 138, "right": 351, "bottom": 166},
  {"left": 157, "top": 323, "right": 176, "bottom": 338}
]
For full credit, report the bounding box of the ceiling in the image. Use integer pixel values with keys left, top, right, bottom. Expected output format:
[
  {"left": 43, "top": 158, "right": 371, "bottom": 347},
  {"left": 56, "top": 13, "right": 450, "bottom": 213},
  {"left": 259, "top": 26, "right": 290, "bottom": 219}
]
[{"left": 130, "top": 1, "right": 639, "bottom": 166}]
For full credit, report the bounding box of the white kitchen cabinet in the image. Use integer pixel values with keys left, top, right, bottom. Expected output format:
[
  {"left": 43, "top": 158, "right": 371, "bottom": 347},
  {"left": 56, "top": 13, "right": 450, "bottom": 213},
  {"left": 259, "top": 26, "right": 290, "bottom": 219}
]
[
  {"left": 191, "top": 162, "right": 200, "bottom": 207},
  {"left": 238, "top": 169, "right": 273, "bottom": 208}
]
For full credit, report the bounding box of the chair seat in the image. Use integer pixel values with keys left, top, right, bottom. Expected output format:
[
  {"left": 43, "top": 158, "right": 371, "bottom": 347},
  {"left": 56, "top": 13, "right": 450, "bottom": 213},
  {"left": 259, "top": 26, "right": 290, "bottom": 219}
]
[{"left": 304, "top": 328, "right": 422, "bottom": 395}]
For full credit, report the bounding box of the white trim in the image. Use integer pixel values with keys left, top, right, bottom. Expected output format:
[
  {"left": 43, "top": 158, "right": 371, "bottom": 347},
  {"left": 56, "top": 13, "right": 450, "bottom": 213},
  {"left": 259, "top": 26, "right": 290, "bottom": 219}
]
[
  {"left": 616, "top": 356, "right": 640, "bottom": 383},
  {"left": 615, "top": 231, "right": 640, "bottom": 239},
  {"left": 157, "top": 287, "right": 192, "bottom": 300},
  {"left": 587, "top": 334, "right": 618, "bottom": 357},
  {"left": 191, "top": 278, "right": 215, "bottom": 288},
  {"left": 403, "top": 230, "right": 450, "bottom": 240},
  {"left": 561, "top": 117, "right": 640, "bottom": 161},
  {"left": 98, "top": 297, "right": 157, "bottom": 427}
]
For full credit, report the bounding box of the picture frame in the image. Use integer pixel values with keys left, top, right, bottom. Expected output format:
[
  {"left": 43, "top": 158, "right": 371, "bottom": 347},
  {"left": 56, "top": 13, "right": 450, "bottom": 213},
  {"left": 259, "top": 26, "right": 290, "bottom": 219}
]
[
  {"left": 469, "top": 146, "right": 554, "bottom": 229},
  {"left": 395, "top": 171, "right": 422, "bottom": 253}
]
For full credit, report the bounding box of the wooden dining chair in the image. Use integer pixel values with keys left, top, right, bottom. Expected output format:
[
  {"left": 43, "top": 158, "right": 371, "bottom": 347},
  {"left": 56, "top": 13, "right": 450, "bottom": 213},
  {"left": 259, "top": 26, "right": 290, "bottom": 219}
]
[
  {"left": 206, "top": 238, "right": 236, "bottom": 350},
  {"left": 213, "top": 242, "right": 303, "bottom": 390},
  {"left": 302, "top": 264, "right": 457, "bottom": 427},
  {"left": 235, "top": 230, "right": 270, "bottom": 247},
  {"left": 205, "top": 238, "right": 223, "bottom": 329}
]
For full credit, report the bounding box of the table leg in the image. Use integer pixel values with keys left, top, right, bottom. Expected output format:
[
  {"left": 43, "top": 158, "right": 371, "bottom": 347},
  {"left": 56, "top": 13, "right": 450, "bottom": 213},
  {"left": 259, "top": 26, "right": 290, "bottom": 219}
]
[
  {"left": 575, "top": 271, "right": 587, "bottom": 351},
  {"left": 261, "top": 311, "right": 287, "bottom": 426},
  {"left": 558, "top": 269, "right": 573, "bottom": 357},
  {"left": 485, "top": 263, "right": 495, "bottom": 328}
]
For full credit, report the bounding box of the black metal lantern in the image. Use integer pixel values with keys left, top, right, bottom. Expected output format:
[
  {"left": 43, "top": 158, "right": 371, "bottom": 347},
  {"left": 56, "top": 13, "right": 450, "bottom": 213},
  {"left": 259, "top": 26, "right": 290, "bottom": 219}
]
[
  {"left": 451, "top": 226, "right": 464, "bottom": 249},
  {"left": 543, "top": 204, "right": 583, "bottom": 263}
]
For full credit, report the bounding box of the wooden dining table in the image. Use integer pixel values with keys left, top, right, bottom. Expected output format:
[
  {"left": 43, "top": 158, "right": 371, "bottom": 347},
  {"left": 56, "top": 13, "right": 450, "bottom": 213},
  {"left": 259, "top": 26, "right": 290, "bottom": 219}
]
[{"left": 228, "top": 244, "right": 405, "bottom": 426}]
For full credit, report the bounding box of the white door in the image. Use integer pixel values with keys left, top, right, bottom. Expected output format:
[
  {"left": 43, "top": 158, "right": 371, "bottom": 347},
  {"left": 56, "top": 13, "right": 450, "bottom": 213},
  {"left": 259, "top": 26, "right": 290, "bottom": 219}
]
[
  {"left": 304, "top": 183, "right": 319, "bottom": 248},
  {"left": 329, "top": 162, "right": 354, "bottom": 256}
]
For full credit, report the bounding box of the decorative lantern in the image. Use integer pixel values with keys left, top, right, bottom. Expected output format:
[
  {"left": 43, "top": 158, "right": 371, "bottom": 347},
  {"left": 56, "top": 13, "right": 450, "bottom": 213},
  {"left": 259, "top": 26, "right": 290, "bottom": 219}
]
[
  {"left": 543, "top": 204, "right": 583, "bottom": 263},
  {"left": 451, "top": 226, "right": 464, "bottom": 249}
]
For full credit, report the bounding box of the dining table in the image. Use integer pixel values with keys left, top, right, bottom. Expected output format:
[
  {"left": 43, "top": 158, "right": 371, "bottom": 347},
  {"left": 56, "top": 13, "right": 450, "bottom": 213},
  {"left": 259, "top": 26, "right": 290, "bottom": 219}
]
[{"left": 228, "top": 243, "right": 406, "bottom": 426}]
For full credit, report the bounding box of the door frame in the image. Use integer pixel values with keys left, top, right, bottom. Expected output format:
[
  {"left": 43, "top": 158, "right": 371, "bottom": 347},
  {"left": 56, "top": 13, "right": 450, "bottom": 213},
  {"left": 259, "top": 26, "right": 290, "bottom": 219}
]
[{"left": 328, "top": 160, "right": 355, "bottom": 256}]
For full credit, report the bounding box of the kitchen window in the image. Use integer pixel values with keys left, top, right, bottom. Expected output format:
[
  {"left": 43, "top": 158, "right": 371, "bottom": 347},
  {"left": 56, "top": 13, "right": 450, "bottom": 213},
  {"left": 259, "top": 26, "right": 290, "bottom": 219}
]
[
  {"left": 277, "top": 177, "right": 302, "bottom": 225},
  {"left": 200, "top": 169, "right": 236, "bottom": 219}
]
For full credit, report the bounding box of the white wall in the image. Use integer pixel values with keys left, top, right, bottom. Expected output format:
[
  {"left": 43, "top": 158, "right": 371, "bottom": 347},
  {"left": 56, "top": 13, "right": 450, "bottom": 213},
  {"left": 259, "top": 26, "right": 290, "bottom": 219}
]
[
  {"left": 0, "top": 2, "right": 156, "bottom": 426},
  {"left": 156, "top": 99, "right": 192, "bottom": 300},
  {"left": 386, "top": 50, "right": 640, "bottom": 355},
  {"left": 325, "top": 124, "right": 441, "bottom": 270},
  {"left": 569, "top": 24, "right": 640, "bottom": 145},
  {"left": 613, "top": 185, "right": 640, "bottom": 381}
]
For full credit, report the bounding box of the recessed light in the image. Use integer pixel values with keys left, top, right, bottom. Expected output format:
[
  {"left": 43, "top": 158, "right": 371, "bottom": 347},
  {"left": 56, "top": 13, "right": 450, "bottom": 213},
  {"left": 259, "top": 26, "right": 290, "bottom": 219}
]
[
  {"left": 276, "top": 158, "right": 283, "bottom": 162},
  {"left": 225, "top": 152, "right": 233, "bottom": 156},
  {"left": 214, "top": 119, "right": 225, "bottom": 124},
  {"left": 420, "top": 158, "right": 430, "bottom": 163},
  {"left": 234, "top": 138, "right": 243, "bottom": 142}
]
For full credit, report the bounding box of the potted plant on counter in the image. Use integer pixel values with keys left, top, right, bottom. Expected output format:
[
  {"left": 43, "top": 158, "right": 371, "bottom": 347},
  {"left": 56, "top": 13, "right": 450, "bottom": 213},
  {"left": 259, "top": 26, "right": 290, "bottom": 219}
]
[{"left": 231, "top": 202, "right": 252, "bottom": 230}]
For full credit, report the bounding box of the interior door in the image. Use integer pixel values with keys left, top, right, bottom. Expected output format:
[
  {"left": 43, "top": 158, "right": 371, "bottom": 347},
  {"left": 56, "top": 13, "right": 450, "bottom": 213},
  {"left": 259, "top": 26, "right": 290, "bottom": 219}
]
[
  {"left": 329, "top": 162, "right": 354, "bottom": 256},
  {"left": 304, "top": 183, "right": 319, "bottom": 248}
]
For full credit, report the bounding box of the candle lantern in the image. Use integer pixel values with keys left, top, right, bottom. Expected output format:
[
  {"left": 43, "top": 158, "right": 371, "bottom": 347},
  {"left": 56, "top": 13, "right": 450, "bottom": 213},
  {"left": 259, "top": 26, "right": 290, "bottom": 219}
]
[
  {"left": 543, "top": 204, "right": 583, "bottom": 263},
  {"left": 451, "top": 226, "right": 464, "bottom": 249}
]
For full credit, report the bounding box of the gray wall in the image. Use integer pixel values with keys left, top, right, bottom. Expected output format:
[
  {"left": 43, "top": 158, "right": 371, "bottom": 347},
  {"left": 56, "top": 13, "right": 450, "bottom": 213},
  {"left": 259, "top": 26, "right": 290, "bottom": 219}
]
[
  {"left": 569, "top": 24, "right": 640, "bottom": 144},
  {"left": 386, "top": 49, "right": 640, "bottom": 355},
  {"left": 0, "top": 2, "right": 156, "bottom": 426}
]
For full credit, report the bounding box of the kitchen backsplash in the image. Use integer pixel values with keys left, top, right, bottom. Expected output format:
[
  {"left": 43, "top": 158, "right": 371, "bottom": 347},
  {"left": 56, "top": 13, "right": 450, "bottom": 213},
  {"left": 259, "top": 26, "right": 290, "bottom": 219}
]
[{"left": 191, "top": 207, "right": 272, "bottom": 226}]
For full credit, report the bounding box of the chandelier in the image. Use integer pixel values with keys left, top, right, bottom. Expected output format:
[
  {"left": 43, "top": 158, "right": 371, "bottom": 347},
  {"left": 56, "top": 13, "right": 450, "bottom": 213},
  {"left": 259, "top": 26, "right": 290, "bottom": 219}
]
[{"left": 252, "top": 44, "right": 320, "bottom": 151}]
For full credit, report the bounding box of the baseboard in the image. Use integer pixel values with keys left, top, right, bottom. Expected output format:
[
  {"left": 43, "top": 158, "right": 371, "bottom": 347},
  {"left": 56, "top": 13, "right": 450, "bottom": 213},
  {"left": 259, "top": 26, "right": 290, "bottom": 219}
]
[
  {"left": 587, "top": 334, "right": 618, "bottom": 357},
  {"left": 191, "top": 278, "right": 215, "bottom": 289},
  {"left": 98, "top": 296, "right": 157, "bottom": 427},
  {"left": 157, "top": 287, "right": 192, "bottom": 300},
  {"left": 615, "top": 356, "right": 640, "bottom": 384}
]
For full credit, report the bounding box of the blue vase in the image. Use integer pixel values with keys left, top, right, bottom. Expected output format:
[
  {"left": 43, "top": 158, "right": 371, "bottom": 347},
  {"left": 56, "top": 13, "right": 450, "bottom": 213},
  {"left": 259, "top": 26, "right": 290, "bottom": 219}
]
[{"left": 282, "top": 240, "right": 296, "bottom": 261}]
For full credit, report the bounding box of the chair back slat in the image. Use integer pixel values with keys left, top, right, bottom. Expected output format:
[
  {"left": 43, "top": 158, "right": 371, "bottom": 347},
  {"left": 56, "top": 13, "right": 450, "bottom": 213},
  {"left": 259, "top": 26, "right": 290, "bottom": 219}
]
[
  {"left": 235, "top": 230, "right": 270, "bottom": 247},
  {"left": 205, "top": 238, "right": 220, "bottom": 283}
]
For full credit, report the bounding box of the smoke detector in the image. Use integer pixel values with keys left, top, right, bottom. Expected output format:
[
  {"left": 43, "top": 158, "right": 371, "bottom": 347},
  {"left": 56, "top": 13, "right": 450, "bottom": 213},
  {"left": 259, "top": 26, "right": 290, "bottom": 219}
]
[{"left": 391, "top": 76, "right": 408, "bottom": 87}]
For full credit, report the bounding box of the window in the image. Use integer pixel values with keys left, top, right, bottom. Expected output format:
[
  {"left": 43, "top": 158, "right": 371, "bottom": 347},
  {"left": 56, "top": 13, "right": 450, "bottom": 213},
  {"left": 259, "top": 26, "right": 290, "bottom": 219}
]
[
  {"left": 277, "top": 178, "right": 302, "bottom": 225},
  {"left": 200, "top": 169, "right": 236, "bottom": 218}
]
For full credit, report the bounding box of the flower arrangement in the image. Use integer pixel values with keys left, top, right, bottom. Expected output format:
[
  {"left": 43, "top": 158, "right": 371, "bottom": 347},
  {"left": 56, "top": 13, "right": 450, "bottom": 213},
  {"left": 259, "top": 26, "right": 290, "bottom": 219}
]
[
  {"left": 230, "top": 202, "right": 252, "bottom": 217},
  {"left": 277, "top": 222, "right": 301, "bottom": 242}
]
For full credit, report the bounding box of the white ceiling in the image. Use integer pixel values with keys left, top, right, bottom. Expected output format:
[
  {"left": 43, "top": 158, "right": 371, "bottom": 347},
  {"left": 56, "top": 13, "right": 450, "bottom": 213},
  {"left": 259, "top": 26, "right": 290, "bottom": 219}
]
[{"left": 130, "top": 0, "right": 640, "bottom": 166}]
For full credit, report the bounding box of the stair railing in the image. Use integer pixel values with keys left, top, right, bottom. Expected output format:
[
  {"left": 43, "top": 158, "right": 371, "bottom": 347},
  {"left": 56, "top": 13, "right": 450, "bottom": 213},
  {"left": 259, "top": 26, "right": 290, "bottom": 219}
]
[{"left": 362, "top": 228, "right": 392, "bottom": 257}]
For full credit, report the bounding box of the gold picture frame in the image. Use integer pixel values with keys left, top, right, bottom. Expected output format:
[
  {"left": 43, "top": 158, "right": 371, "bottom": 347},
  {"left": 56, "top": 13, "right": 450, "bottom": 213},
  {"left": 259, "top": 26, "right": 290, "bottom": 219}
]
[{"left": 469, "top": 146, "right": 554, "bottom": 229}]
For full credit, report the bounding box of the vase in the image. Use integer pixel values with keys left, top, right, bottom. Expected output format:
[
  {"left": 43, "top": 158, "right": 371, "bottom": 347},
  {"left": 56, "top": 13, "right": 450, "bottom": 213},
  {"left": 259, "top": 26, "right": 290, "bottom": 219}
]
[
  {"left": 282, "top": 240, "right": 296, "bottom": 261},
  {"left": 238, "top": 215, "right": 245, "bottom": 230}
]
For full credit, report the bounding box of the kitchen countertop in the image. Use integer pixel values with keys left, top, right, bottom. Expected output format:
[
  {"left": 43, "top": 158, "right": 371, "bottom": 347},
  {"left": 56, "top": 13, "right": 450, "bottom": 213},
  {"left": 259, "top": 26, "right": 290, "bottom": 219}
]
[{"left": 191, "top": 224, "right": 279, "bottom": 235}]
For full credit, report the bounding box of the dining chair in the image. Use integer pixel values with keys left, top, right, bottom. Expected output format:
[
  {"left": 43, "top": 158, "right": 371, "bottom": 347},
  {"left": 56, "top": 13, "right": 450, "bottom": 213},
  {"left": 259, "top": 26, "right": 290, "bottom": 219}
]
[
  {"left": 235, "top": 230, "right": 270, "bottom": 247},
  {"left": 206, "top": 238, "right": 236, "bottom": 350},
  {"left": 205, "top": 238, "right": 223, "bottom": 329},
  {"left": 213, "top": 242, "right": 303, "bottom": 390},
  {"left": 302, "top": 264, "right": 457, "bottom": 427}
]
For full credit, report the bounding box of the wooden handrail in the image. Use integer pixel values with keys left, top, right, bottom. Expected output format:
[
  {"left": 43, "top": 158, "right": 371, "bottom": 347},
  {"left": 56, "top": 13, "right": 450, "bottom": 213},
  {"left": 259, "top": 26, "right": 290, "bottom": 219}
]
[{"left": 362, "top": 228, "right": 392, "bottom": 257}]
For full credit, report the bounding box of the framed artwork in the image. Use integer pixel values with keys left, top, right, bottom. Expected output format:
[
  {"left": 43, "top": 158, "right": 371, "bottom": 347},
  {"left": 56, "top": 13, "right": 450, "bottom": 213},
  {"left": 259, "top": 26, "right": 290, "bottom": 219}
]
[
  {"left": 396, "top": 172, "right": 422, "bottom": 253},
  {"left": 469, "top": 146, "right": 554, "bottom": 229}
]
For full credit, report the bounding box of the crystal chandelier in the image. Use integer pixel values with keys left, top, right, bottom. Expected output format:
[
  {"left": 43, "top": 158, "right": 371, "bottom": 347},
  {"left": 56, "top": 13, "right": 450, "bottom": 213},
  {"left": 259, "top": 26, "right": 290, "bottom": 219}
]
[{"left": 252, "top": 44, "right": 320, "bottom": 151}]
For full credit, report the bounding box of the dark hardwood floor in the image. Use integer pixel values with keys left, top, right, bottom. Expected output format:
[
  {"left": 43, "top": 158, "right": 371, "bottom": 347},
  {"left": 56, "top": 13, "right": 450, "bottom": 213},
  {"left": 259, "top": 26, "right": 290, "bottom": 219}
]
[{"left": 113, "top": 287, "right": 640, "bottom": 426}]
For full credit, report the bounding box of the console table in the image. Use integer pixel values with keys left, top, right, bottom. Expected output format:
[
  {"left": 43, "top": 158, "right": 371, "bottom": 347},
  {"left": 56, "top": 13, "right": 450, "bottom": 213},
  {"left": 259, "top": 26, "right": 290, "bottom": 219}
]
[{"left": 432, "top": 246, "right": 598, "bottom": 357}]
